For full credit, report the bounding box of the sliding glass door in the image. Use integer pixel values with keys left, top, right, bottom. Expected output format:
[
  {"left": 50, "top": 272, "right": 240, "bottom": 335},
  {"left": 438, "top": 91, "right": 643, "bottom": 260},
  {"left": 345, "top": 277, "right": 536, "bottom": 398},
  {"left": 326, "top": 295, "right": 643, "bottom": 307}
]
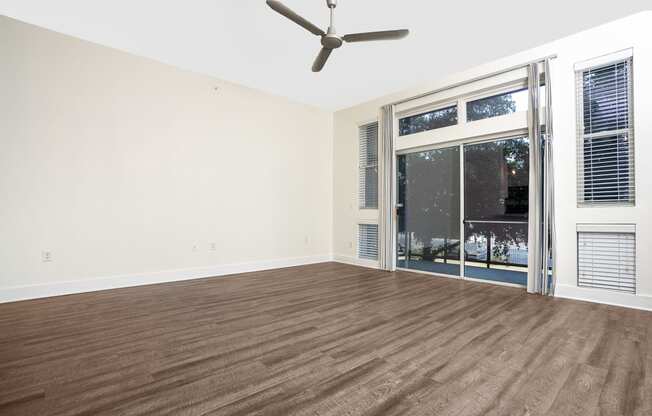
[
  {"left": 397, "top": 146, "right": 461, "bottom": 276},
  {"left": 463, "top": 137, "right": 529, "bottom": 285},
  {"left": 396, "top": 136, "right": 529, "bottom": 286}
]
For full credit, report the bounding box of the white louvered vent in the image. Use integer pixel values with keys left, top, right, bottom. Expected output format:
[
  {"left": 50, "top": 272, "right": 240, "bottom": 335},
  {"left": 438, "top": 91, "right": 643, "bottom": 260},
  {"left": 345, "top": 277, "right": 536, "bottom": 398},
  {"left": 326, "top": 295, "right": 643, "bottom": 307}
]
[
  {"left": 575, "top": 51, "right": 635, "bottom": 205},
  {"left": 358, "top": 224, "right": 379, "bottom": 261},
  {"left": 359, "top": 122, "right": 378, "bottom": 209},
  {"left": 577, "top": 225, "right": 636, "bottom": 294}
]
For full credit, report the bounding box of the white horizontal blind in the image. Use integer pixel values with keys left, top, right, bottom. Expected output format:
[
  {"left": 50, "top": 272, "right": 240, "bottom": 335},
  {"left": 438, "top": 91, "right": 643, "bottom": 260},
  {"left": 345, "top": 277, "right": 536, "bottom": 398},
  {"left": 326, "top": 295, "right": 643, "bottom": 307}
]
[
  {"left": 358, "top": 224, "right": 379, "bottom": 260},
  {"left": 359, "top": 122, "right": 378, "bottom": 209},
  {"left": 577, "top": 231, "right": 636, "bottom": 293},
  {"left": 576, "top": 56, "right": 634, "bottom": 205}
]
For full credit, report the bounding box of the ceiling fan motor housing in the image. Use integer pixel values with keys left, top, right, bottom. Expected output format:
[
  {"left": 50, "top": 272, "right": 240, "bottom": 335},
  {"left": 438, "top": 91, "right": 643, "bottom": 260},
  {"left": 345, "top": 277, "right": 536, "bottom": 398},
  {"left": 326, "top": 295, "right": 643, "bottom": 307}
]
[
  {"left": 326, "top": 0, "right": 337, "bottom": 8},
  {"left": 322, "top": 33, "right": 343, "bottom": 49}
]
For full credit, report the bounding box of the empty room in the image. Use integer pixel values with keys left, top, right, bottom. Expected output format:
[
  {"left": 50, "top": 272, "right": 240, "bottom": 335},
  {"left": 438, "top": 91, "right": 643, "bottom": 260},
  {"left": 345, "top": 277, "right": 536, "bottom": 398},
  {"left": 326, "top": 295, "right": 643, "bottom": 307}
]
[{"left": 1, "top": 1, "right": 652, "bottom": 415}]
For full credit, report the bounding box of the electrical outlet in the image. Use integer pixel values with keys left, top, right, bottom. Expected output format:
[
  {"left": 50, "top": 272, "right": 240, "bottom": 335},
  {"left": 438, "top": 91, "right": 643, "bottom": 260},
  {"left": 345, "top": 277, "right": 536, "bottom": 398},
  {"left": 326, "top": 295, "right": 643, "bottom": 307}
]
[
  {"left": 304, "top": 236, "right": 310, "bottom": 245},
  {"left": 209, "top": 242, "right": 217, "bottom": 251},
  {"left": 41, "top": 251, "right": 52, "bottom": 262},
  {"left": 348, "top": 241, "right": 353, "bottom": 249},
  {"left": 192, "top": 244, "right": 199, "bottom": 252}
]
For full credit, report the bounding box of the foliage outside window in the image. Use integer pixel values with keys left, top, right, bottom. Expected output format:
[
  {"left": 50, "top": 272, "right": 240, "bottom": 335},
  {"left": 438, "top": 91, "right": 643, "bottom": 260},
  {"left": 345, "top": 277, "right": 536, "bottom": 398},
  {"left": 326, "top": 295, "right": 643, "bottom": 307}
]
[
  {"left": 398, "top": 105, "right": 458, "bottom": 136},
  {"left": 466, "top": 88, "right": 529, "bottom": 122}
]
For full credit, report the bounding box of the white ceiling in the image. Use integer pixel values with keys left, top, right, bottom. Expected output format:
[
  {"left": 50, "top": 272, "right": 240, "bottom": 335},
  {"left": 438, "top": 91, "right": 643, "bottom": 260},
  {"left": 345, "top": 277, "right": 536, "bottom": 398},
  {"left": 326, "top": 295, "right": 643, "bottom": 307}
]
[{"left": 1, "top": 1, "right": 650, "bottom": 110}]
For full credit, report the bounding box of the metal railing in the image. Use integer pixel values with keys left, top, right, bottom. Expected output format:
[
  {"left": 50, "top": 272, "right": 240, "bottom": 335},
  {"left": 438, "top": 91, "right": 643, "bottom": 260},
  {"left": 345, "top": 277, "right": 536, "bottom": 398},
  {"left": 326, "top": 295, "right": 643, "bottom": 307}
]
[
  {"left": 463, "top": 219, "right": 528, "bottom": 268},
  {"left": 399, "top": 219, "right": 529, "bottom": 269}
]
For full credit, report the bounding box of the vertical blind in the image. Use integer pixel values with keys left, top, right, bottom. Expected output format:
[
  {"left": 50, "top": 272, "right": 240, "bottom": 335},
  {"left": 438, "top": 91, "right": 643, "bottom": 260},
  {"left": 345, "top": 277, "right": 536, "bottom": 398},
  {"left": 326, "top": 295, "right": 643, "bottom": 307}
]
[
  {"left": 576, "top": 57, "right": 634, "bottom": 205},
  {"left": 578, "top": 231, "right": 636, "bottom": 294},
  {"left": 359, "top": 122, "right": 379, "bottom": 209},
  {"left": 358, "top": 224, "right": 379, "bottom": 260}
]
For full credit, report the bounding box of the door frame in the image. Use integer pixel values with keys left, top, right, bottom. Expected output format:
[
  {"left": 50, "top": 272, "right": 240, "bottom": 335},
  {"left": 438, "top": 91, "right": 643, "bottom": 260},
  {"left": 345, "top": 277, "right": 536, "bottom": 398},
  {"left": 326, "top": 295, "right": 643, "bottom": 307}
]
[
  {"left": 394, "top": 128, "right": 530, "bottom": 288},
  {"left": 459, "top": 133, "right": 530, "bottom": 287}
]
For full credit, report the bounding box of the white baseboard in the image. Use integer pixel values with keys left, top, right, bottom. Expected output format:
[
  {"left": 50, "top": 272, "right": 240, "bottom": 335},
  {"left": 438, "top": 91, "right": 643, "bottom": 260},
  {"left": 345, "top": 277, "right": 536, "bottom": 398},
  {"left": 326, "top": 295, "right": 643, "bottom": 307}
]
[
  {"left": 6, "top": 257, "right": 650, "bottom": 313},
  {"left": 555, "top": 284, "right": 652, "bottom": 311},
  {"left": 0, "top": 254, "right": 333, "bottom": 304},
  {"left": 330, "top": 259, "right": 652, "bottom": 311},
  {"left": 332, "top": 254, "right": 380, "bottom": 270}
]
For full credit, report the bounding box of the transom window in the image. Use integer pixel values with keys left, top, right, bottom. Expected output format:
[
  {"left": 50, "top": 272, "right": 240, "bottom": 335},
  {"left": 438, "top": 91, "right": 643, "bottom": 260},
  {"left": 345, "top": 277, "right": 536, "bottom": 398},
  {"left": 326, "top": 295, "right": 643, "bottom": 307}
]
[
  {"left": 398, "top": 105, "right": 457, "bottom": 136},
  {"left": 466, "top": 88, "right": 529, "bottom": 122}
]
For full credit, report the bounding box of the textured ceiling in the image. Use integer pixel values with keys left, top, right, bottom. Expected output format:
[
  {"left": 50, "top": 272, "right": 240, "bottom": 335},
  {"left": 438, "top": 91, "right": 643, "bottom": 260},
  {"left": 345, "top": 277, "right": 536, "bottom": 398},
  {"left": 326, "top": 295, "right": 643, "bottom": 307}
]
[{"left": 1, "top": 0, "right": 650, "bottom": 109}]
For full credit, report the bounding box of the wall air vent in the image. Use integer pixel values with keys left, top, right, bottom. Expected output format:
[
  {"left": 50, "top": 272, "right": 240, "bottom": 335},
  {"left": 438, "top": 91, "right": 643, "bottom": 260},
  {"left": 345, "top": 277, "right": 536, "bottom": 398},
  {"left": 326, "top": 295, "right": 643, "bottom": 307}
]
[
  {"left": 358, "top": 224, "right": 379, "bottom": 261},
  {"left": 577, "top": 224, "right": 636, "bottom": 294}
]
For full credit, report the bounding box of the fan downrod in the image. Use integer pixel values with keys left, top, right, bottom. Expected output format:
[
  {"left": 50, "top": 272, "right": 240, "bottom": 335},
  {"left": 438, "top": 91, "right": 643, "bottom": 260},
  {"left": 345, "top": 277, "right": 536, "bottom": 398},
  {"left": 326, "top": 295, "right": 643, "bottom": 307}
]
[{"left": 322, "top": 0, "right": 343, "bottom": 49}]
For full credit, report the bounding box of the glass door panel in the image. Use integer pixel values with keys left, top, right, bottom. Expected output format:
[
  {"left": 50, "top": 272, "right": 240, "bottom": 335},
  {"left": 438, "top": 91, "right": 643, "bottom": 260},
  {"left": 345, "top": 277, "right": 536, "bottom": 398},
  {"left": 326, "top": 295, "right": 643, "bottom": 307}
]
[
  {"left": 397, "top": 146, "right": 460, "bottom": 276},
  {"left": 463, "top": 137, "right": 529, "bottom": 285}
]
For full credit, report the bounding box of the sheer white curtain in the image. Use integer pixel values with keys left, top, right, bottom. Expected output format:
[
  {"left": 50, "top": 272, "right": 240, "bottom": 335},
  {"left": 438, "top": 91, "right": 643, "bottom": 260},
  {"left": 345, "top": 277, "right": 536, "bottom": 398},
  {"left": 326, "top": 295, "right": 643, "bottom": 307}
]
[
  {"left": 378, "top": 105, "right": 395, "bottom": 271},
  {"left": 527, "top": 60, "right": 556, "bottom": 295},
  {"left": 544, "top": 58, "right": 557, "bottom": 295}
]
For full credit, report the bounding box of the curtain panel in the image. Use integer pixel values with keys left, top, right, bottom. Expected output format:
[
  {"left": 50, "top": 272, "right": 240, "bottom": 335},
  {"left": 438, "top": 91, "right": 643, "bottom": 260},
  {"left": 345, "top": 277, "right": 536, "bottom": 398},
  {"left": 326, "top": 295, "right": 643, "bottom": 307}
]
[
  {"left": 527, "top": 60, "right": 556, "bottom": 295},
  {"left": 378, "top": 105, "right": 395, "bottom": 271}
]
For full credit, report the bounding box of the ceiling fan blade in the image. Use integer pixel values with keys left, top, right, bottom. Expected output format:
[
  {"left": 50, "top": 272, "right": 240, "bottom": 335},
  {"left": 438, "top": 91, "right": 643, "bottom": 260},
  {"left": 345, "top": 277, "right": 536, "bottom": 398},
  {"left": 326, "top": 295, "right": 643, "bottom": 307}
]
[
  {"left": 343, "top": 29, "right": 409, "bottom": 43},
  {"left": 266, "top": 0, "right": 325, "bottom": 36},
  {"left": 312, "top": 48, "right": 332, "bottom": 72}
]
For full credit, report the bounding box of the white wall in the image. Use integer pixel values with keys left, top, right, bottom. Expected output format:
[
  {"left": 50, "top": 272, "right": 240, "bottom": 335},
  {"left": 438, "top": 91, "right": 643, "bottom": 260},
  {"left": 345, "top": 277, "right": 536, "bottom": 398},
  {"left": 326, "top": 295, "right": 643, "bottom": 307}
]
[
  {"left": 3, "top": 12, "right": 651, "bottom": 310},
  {"left": 0, "top": 15, "right": 333, "bottom": 301},
  {"left": 333, "top": 11, "right": 652, "bottom": 310}
]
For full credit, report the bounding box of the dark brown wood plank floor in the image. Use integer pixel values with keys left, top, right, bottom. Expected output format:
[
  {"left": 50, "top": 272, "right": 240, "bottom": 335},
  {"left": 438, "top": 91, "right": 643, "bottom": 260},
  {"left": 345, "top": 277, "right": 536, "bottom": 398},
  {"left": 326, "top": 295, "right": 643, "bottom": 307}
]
[{"left": 1, "top": 262, "right": 650, "bottom": 416}]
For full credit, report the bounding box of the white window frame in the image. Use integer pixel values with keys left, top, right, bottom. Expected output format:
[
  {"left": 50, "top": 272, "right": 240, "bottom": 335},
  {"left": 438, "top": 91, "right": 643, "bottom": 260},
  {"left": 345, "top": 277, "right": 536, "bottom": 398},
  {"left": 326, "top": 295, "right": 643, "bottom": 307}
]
[
  {"left": 390, "top": 63, "right": 545, "bottom": 288},
  {"left": 358, "top": 120, "right": 379, "bottom": 210},
  {"left": 574, "top": 49, "right": 635, "bottom": 207},
  {"left": 394, "top": 77, "right": 534, "bottom": 153}
]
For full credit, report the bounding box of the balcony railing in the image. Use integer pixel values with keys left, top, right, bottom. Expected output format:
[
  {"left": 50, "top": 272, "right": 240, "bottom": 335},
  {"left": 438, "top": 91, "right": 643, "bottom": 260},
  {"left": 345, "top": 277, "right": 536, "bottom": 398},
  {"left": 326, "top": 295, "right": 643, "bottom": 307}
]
[{"left": 399, "top": 219, "right": 529, "bottom": 270}]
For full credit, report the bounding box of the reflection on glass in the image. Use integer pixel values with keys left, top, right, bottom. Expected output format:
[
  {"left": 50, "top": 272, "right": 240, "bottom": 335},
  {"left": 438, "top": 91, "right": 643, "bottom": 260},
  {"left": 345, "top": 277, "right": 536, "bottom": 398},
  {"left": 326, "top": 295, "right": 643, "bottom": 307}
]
[
  {"left": 397, "top": 146, "right": 460, "bottom": 276},
  {"left": 466, "top": 88, "right": 528, "bottom": 122},
  {"left": 463, "top": 137, "right": 529, "bottom": 285},
  {"left": 399, "top": 105, "right": 458, "bottom": 136},
  {"left": 582, "top": 62, "right": 629, "bottom": 134}
]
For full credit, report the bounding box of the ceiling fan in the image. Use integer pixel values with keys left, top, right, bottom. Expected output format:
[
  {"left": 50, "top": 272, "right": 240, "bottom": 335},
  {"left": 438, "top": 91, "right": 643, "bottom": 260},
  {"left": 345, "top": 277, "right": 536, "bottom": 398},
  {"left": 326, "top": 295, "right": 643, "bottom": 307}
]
[{"left": 266, "top": 0, "right": 409, "bottom": 72}]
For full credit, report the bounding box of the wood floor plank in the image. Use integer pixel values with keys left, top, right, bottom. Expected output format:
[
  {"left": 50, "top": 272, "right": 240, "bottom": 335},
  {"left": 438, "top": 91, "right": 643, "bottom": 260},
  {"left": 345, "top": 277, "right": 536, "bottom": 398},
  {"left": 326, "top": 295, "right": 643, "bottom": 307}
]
[
  {"left": 0, "top": 262, "right": 650, "bottom": 416},
  {"left": 546, "top": 363, "right": 607, "bottom": 416}
]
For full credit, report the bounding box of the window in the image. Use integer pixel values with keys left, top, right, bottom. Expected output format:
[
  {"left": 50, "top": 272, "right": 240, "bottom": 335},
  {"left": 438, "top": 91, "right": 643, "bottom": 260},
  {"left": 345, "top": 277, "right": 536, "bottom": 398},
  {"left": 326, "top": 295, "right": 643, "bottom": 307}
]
[
  {"left": 576, "top": 54, "right": 634, "bottom": 205},
  {"left": 358, "top": 224, "right": 379, "bottom": 260},
  {"left": 359, "top": 122, "right": 378, "bottom": 209},
  {"left": 398, "top": 105, "right": 457, "bottom": 136},
  {"left": 577, "top": 225, "right": 636, "bottom": 293},
  {"left": 466, "top": 88, "right": 529, "bottom": 122}
]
